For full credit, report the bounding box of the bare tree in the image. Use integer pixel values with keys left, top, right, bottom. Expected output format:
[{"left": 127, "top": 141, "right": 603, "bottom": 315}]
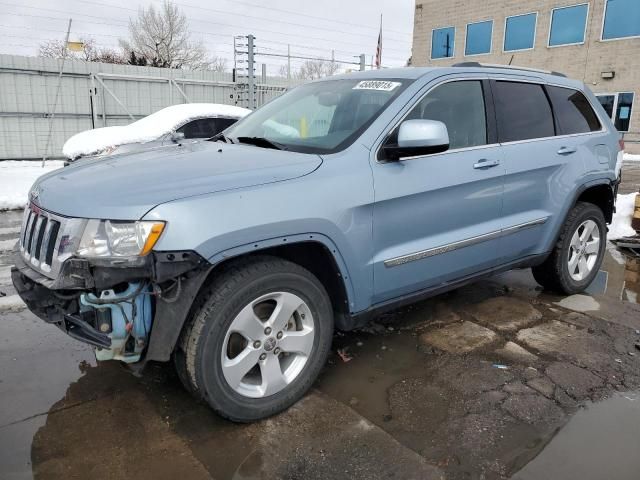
[
  {"left": 293, "top": 60, "right": 340, "bottom": 80},
  {"left": 119, "top": 0, "right": 208, "bottom": 69},
  {"left": 205, "top": 56, "right": 228, "bottom": 73},
  {"left": 39, "top": 37, "right": 125, "bottom": 64}
]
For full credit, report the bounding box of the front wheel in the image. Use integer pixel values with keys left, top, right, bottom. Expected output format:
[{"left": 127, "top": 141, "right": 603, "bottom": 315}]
[
  {"left": 177, "top": 255, "right": 334, "bottom": 422},
  {"left": 532, "top": 202, "right": 607, "bottom": 295}
]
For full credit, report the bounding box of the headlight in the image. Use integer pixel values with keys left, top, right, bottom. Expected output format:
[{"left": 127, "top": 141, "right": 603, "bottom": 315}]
[{"left": 77, "top": 220, "right": 165, "bottom": 258}]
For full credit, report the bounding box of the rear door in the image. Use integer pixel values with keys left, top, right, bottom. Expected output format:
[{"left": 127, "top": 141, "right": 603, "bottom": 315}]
[
  {"left": 495, "top": 79, "right": 604, "bottom": 263},
  {"left": 371, "top": 77, "right": 506, "bottom": 303}
]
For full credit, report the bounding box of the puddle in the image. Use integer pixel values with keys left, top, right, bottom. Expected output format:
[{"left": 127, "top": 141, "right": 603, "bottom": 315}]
[
  {"left": 494, "top": 244, "right": 639, "bottom": 305},
  {"left": 513, "top": 392, "right": 640, "bottom": 480}
]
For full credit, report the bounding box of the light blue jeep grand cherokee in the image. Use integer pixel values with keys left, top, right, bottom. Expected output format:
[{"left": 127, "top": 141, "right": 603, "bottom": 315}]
[{"left": 12, "top": 64, "right": 622, "bottom": 421}]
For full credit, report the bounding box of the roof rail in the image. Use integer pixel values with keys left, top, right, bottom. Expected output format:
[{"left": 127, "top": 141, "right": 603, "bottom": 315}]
[{"left": 452, "top": 62, "right": 567, "bottom": 78}]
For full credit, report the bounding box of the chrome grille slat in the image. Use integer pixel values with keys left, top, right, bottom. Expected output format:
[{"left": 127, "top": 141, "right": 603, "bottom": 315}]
[
  {"left": 39, "top": 220, "right": 54, "bottom": 264},
  {"left": 26, "top": 214, "right": 40, "bottom": 255},
  {"left": 21, "top": 210, "right": 33, "bottom": 248},
  {"left": 44, "top": 220, "right": 61, "bottom": 268},
  {"left": 22, "top": 211, "right": 35, "bottom": 250},
  {"left": 34, "top": 217, "right": 48, "bottom": 261}
]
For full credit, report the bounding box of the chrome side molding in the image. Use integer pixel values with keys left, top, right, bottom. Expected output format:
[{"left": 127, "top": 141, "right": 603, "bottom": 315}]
[{"left": 384, "top": 217, "right": 549, "bottom": 268}]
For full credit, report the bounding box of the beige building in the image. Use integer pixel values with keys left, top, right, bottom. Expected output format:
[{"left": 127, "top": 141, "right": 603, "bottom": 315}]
[{"left": 411, "top": 0, "right": 640, "bottom": 152}]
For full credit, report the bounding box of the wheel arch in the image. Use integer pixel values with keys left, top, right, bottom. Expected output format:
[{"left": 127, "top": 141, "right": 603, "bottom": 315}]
[
  {"left": 206, "top": 234, "right": 355, "bottom": 324},
  {"left": 574, "top": 181, "right": 615, "bottom": 224}
]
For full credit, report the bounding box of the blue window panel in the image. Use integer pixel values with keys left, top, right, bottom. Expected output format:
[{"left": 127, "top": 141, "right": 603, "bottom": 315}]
[
  {"left": 465, "top": 20, "right": 493, "bottom": 55},
  {"left": 603, "top": 0, "right": 640, "bottom": 40},
  {"left": 432, "top": 27, "right": 455, "bottom": 59},
  {"left": 550, "top": 4, "right": 588, "bottom": 46},
  {"left": 504, "top": 13, "right": 537, "bottom": 51}
]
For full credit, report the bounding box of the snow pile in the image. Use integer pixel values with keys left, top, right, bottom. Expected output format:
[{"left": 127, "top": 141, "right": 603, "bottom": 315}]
[
  {"left": 62, "top": 103, "right": 251, "bottom": 159},
  {"left": 0, "top": 161, "right": 64, "bottom": 210},
  {"left": 624, "top": 153, "right": 640, "bottom": 162},
  {"left": 609, "top": 193, "right": 638, "bottom": 240}
]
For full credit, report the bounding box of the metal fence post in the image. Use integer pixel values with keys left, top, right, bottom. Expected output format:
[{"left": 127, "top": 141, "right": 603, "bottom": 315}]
[{"left": 360, "top": 54, "right": 366, "bottom": 71}]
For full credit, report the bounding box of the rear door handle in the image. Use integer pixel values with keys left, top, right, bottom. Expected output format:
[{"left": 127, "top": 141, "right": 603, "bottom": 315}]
[
  {"left": 557, "top": 146, "right": 577, "bottom": 155},
  {"left": 473, "top": 159, "right": 500, "bottom": 169}
]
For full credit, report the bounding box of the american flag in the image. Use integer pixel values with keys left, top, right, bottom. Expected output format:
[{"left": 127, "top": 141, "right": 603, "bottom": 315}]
[{"left": 374, "top": 15, "right": 382, "bottom": 69}]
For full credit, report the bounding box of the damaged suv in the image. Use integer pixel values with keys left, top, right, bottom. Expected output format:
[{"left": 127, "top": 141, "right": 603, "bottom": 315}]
[{"left": 12, "top": 64, "right": 622, "bottom": 422}]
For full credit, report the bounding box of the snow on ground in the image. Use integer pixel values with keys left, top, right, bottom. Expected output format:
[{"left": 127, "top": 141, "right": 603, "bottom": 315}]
[
  {"left": 0, "top": 161, "right": 64, "bottom": 210},
  {"left": 624, "top": 153, "right": 640, "bottom": 162},
  {"left": 62, "top": 103, "right": 251, "bottom": 160},
  {"left": 609, "top": 193, "right": 638, "bottom": 240}
]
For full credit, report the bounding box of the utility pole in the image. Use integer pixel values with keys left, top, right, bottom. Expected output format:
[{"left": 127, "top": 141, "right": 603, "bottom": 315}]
[
  {"left": 247, "top": 34, "right": 255, "bottom": 109},
  {"left": 233, "top": 34, "right": 257, "bottom": 109},
  {"left": 287, "top": 44, "right": 291, "bottom": 81},
  {"left": 42, "top": 18, "right": 72, "bottom": 167}
]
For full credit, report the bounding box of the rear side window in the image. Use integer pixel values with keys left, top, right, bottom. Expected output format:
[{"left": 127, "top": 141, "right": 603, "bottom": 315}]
[
  {"left": 546, "top": 86, "right": 601, "bottom": 135},
  {"left": 406, "top": 80, "right": 487, "bottom": 150},
  {"left": 493, "top": 81, "right": 555, "bottom": 142}
]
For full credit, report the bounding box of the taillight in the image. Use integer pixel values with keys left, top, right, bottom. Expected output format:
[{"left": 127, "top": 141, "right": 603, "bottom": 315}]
[{"left": 619, "top": 138, "right": 625, "bottom": 152}]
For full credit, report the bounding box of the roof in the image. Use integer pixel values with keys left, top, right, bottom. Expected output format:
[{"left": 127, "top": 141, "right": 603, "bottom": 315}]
[{"left": 328, "top": 65, "right": 584, "bottom": 89}]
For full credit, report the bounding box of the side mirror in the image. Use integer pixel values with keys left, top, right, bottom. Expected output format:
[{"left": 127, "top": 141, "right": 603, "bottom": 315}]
[
  {"left": 171, "top": 131, "right": 185, "bottom": 143},
  {"left": 382, "top": 119, "right": 449, "bottom": 161}
]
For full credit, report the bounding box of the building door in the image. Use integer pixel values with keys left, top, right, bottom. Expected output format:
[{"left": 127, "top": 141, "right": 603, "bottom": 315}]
[{"left": 596, "top": 93, "right": 635, "bottom": 132}]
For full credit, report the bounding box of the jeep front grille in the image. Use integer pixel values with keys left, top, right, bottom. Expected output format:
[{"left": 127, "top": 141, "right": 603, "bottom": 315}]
[{"left": 19, "top": 204, "right": 84, "bottom": 280}]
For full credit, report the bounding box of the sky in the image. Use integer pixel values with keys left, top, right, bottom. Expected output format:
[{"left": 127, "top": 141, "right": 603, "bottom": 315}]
[{"left": 0, "top": 0, "right": 415, "bottom": 74}]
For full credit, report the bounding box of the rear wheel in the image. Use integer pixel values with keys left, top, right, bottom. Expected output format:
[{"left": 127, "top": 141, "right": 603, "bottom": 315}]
[
  {"left": 532, "top": 202, "right": 606, "bottom": 295},
  {"left": 176, "top": 255, "right": 333, "bottom": 422}
]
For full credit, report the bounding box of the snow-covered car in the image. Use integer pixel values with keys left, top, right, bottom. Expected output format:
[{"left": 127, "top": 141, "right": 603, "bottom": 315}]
[{"left": 62, "top": 103, "right": 251, "bottom": 164}]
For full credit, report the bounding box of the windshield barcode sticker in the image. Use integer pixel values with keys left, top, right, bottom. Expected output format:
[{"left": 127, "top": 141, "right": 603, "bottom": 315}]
[{"left": 353, "top": 81, "right": 401, "bottom": 91}]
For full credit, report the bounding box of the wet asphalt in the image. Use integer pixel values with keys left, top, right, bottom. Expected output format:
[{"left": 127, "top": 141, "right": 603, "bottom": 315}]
[{"left": 1, "top": 170, "right": 640, "bottom": 479}]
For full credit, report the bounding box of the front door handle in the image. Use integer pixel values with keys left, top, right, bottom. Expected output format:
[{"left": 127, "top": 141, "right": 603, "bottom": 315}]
[
  {"left": 557, "top": 146, "right": 577, "bottom": 155},
  {"left": 473, "top": 159, "right": 500, "bottom": 169}
]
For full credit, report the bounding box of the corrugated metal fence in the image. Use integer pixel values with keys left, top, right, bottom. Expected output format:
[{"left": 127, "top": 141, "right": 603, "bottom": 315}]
[{"left": 0, "top": 54, "right": 289, "bottom": 160}]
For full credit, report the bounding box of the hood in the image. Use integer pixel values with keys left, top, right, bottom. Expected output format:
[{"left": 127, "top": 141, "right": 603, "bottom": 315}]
[{"left": 33, "top": 142, "right": 322, "bottom": 219}]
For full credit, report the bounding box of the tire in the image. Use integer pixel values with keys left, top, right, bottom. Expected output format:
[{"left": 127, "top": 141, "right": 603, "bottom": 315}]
[
  {"left": 532, "top": 201, "right": 607, "bottom": 295},
  {"left": 176, "top": 255, "right": 333, "bottom": 422}
]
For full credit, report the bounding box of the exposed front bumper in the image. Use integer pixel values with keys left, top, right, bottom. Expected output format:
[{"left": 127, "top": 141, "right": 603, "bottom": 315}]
[{"left": 11, "top": 248, "right": 212, "bottom": 364}]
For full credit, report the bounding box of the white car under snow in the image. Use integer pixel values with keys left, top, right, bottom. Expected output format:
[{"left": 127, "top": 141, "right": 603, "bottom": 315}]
[{"left": 62, "top": 103, "right": 251, "bottom": 162}]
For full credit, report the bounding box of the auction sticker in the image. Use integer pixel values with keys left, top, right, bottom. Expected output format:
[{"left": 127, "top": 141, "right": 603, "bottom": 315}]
[{"left": 353, "top": 80, "right": 401, "bottom": 91}]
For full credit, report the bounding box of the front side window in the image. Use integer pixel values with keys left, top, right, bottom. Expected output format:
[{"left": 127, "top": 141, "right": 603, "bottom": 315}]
[
  {"left": 549, "top": 4, "right": 589, "bottom": 46},
  {"left": 432, "top": 27, "right": 455, "bottom": 59},
  {"left": 504, "top": 13, "right": 537, "bottom": 51},
  {"left": 224, "top": 79, "right": 411, "bottom": 154},
  {"left": 178, "top": 118, "right": 218, "bottom": 139},
  {"left": 493, "top": 81, "right": 554, "bottom": 142},
  {"left": 602, "top": 0, "right": 640, "bottom": 40},
  {"left": 546, "top": 86, "right": 601, "bottom": 135},
  {"left": 405, "top": 81, "right": 487, "bottom": 150},
  {"left": 596, "top": 92, "right": 635, "bottom": 132},
  {"left": 465, "top": 20, "right": 493, "bottom": 55}
]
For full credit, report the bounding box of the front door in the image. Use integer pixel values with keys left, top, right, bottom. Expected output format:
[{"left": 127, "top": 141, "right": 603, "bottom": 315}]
[{"left": 371, "top": 78, "right": 505, "bottom": 304}]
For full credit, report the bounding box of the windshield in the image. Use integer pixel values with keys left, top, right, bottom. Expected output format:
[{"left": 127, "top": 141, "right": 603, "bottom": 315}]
[{"left": 224, "top": 78, "right": 411, "bottom": 154}]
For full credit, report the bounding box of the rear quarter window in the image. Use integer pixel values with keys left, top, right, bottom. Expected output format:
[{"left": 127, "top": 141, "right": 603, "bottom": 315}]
[
  {"left": 493, "top": 81, "right": 555, "bottom": 142},
  {"left": 546, "top": 85, "right": 601, "bottom": 135}
]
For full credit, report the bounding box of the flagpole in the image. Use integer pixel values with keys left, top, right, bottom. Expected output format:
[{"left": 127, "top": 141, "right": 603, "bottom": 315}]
[{"left": 378, "top": 14, "right": 383, "bottom": 69}]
